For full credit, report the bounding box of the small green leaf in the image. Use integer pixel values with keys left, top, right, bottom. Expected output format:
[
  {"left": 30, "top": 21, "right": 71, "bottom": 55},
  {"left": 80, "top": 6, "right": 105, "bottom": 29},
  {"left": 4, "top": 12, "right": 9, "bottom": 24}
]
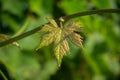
[
  {"left": 40, "top": 24, "right": 55, "bottom": 32},
  {"left": 46, "top": 18, "right": 58, "bottom": 28},
  {"left": 36, "top": 31, "right": 56, "bottom": 50},
  {"left": 61, "top": 39, "right": 70, "bottom": 55},
  {"left": 36, "top": 18, "right": 83, "bottom": 67},
  {"left": 69, "top": 33, "right": 83, "bottom": 47},
  {"left": 54, "top": 43, "right": 62, "bottom": 67},
  {"left": 65, "top": 21, "right": 82, "bottom": 32},
  {"left": 54, "top": 30, "right": 62, "bottom": 66},
  {"left": 54, "top": 39, "right": 70, "bottom": 67}
]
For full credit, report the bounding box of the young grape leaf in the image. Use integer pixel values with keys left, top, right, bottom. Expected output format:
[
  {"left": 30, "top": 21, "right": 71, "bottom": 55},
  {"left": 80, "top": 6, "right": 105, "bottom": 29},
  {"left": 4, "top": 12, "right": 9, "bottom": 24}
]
[
  {"left": 36, "top": 30, "right": 58, "bottom": 50},
  {"left": 54, "top": 29, "right": 70, "bottom": 66},
  {"left": 0, "top": 34, "right": 19, "bottom": 47},
  {"left": 69, "top": 33, "right": 83, "bottom": 47},
  {"left": 54, "top": 39, "right": 70, "bottom": 66},
  {"left": 37, "top": 18, "right": 83, "bottom": 66},
  {"left": 64, "top": 21, "right": 82, "bottom": 32}
]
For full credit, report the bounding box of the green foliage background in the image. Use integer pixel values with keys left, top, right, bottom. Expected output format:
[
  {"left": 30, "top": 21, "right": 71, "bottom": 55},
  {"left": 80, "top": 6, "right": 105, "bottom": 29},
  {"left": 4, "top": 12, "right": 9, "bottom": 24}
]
[{"left": 0, "top": 0, "right": 120, "bottom": 80}]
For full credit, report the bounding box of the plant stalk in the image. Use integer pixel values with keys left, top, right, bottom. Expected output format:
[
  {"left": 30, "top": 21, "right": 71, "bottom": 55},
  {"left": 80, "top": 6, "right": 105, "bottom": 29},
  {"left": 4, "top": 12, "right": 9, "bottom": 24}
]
[{"left": 0, "top": 9, "right": 120, "bottom": 47}]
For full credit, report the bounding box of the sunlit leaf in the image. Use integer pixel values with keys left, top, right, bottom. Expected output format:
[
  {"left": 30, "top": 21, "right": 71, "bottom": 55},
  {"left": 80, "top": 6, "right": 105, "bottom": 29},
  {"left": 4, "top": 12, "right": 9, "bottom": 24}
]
[
  {"left": 69, "top": 33, "right": 83, "bottom": 47},
  {"left": 36, "top": 31, "right": 57, "bottom": 50},
  {"left": 46, "top": 18, "right": 58, "bottom": 28},
  {"left": 61, "top": 39, "right": 70, "bottom": 54},
  {"left": 37, "top": 18, "right": 83, "bottom": 66},
  {"left": 40, "top": 24, "right": 56, "bottom": 32},
  {"left": 65, "top": 21, "right": 82, "bottom": 32},
  {"left": 54, "top": 29, "right": 70, "bottom": 66},
  {"left": 54, "top": 39, "right": 70, "bottom": 66}
]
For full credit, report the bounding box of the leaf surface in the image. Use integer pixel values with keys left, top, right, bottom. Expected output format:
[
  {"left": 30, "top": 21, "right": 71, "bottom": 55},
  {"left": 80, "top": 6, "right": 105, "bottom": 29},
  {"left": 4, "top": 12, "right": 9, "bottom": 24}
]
[{"left": 37, "top": 18, "right": 83, "bottom": 66}]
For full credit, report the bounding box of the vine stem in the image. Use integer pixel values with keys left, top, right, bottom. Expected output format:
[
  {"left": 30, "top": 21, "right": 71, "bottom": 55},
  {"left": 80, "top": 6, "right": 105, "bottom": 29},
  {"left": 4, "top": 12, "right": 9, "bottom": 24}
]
[
  {"left": 0, "top": 9, "right": 120, "bottom": 47},
  {"left": 61, "top": 9, "right": 120, "bottom": 21}
]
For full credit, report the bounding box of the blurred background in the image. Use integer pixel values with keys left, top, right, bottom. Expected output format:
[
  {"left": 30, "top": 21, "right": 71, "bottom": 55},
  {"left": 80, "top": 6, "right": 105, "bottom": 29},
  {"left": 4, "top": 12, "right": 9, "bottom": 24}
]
[{"left": 0, "top": 0, "right": 120, "bottom": 80}]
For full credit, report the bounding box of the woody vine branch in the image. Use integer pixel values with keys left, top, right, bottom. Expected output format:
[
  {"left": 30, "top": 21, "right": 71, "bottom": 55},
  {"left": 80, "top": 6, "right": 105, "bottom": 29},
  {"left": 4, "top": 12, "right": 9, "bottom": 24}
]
[{"left": 0, "top": 9, "right": 120, "bottom": 47}]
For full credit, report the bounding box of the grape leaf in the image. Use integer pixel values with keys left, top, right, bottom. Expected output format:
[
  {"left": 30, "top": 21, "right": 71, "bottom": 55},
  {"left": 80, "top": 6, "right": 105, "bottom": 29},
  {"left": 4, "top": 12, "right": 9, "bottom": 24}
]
[
  {"left": 36, "top": 31, "right": 58, "bottom": 50},
  {"left": 65, "top": 21, "right": 82, "bottom": 32},
  {"left": 37, "top": 18, "right": 83, "bottom": 66},
  {"left": 69, "top": 33, "right": 83, "bottom": 47},
  {"left": 54, "top": 29, "right": 70, "bottom": 66},
  {"left": 54, "top": 39, "right": 70, "bottom": 66}
]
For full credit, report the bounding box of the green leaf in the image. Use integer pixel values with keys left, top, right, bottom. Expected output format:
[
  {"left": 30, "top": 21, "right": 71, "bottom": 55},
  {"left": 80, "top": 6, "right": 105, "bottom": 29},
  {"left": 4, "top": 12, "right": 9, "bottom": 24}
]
[
  {"left": 37, "top": 18, "right": 83, "bottom": 67},
  {"left": 46, "top": 18, "right": 58, "bottom": 28},
  {"left": 54, "top": 38, "right": 70, "bottom": 66},
  {"left": 65, "top": 21, "right": 82, "bottom": 32},
  {"left": 40, "top": 24, "right": 57, "bottom": 32},
  {"left": 36, "top": 18, "right": 60, "bottom": 50},
  {"left": 36, "top": 32, "right": 56, "bottom": 50},
  {"left": 54, "top": 30, "right": 63, "bottom": 66},
  {"left": 69, "top": 33, "right": 83, "bottom": 48}
]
